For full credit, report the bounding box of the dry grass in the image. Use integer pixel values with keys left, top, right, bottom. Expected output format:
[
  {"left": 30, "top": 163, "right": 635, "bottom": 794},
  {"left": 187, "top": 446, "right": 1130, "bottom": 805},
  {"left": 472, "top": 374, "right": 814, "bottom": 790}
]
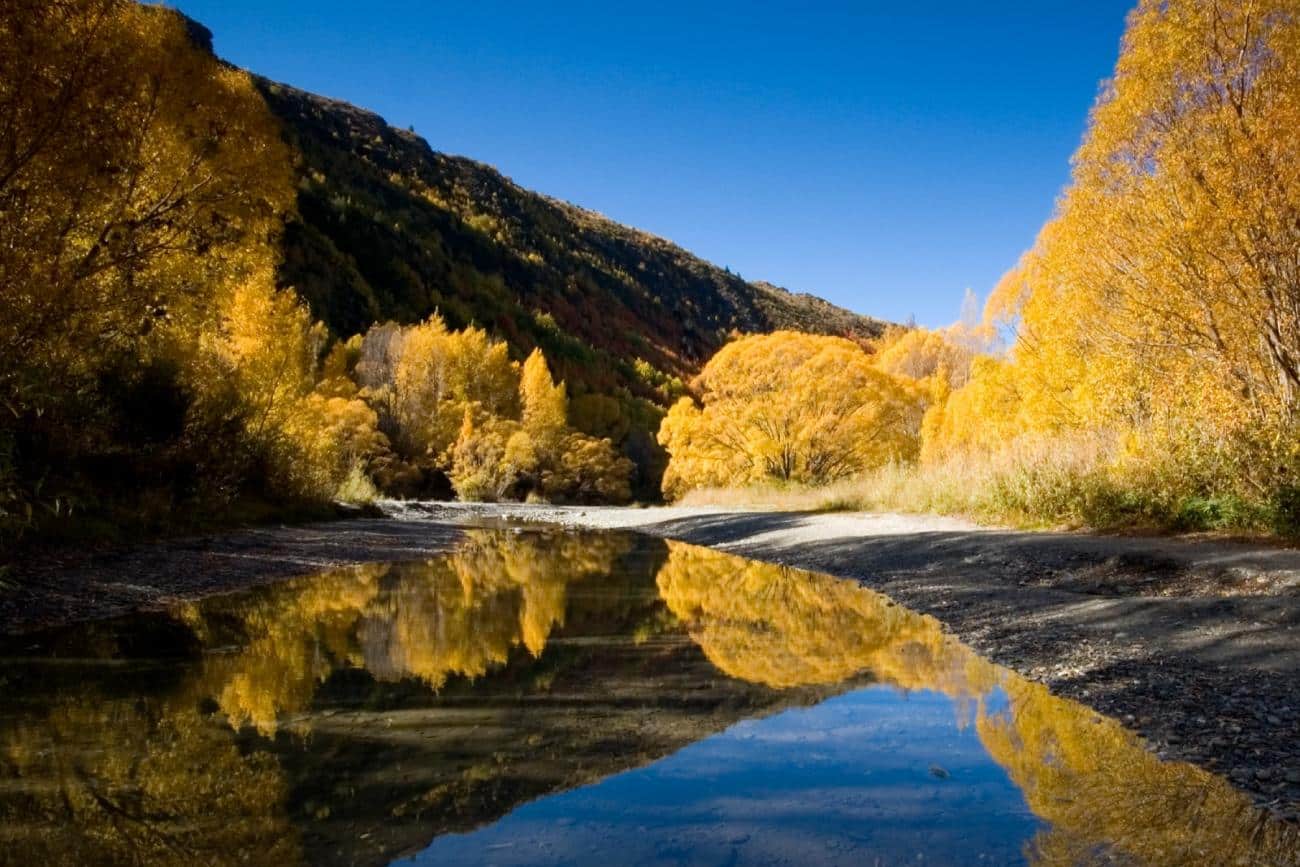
[{"left": 677, "top": 432, "right": 1280, "bottom": 535}]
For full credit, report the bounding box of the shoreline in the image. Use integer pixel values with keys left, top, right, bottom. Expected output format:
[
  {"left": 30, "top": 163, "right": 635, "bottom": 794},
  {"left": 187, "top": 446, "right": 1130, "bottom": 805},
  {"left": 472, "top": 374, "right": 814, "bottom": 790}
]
[
  {"left": 409, "top": 501, "right": 1300, "bottom": 821},
  {"left": 4, "top": 502, "right": 1299, "bottom": 820}
]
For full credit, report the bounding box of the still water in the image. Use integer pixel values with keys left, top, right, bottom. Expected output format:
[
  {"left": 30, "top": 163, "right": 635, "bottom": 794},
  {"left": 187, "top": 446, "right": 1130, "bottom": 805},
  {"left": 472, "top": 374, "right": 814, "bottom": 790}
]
[{"left": 0, "top": 528, "right": 1295, "bottom": 866}]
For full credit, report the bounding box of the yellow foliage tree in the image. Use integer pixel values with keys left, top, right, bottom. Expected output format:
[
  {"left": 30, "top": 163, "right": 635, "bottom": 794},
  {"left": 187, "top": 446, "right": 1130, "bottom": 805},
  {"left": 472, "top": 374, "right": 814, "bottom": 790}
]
[
  {"left": 443, "top": 353, "right": 632, "bottom": 503},
  {"left": 520, "top": 348, "right": 569, "bottom": 444},
  {"left": 0, "top": 0, "right": 388, "bottom": 532},
  {"left": 977, "top": 2, "right": 1296, "bottom": 491},
  {"left": 658, "top": 332, "right": 921, "bottom": 497},
  {"left": 384, "top": 314, "right": 519, "bottom": 463},
  {"left": 915, "top": 1, "right": 1300, "bottom": 528},
  {"left": 873, "top": 323, "right": 983, "bottom": 392},
  {"left": 921, "top": 356, "right": 1023, "bottom": 463},
  {"left": 447, "top": 408, "right": 525, "bottom": 501}
]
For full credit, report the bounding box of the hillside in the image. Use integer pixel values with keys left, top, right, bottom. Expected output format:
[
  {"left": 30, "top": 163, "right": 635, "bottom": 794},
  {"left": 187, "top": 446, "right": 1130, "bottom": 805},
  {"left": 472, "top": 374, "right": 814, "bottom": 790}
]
[{"left": 256, "top": 80, "right": 886, "bottom": 405}]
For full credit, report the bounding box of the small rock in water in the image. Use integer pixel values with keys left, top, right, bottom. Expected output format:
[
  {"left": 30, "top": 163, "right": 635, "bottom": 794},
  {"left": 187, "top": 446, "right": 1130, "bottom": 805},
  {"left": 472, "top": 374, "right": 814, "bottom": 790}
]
[{"left": 929, "top": 764, "right": 950, "bottom": 780}]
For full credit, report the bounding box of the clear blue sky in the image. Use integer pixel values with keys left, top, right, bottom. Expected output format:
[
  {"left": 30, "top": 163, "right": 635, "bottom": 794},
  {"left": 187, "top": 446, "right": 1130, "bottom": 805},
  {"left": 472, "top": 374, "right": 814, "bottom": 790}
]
[{"left": 175, "top": 1, "right": 1134, "bottom": 327}]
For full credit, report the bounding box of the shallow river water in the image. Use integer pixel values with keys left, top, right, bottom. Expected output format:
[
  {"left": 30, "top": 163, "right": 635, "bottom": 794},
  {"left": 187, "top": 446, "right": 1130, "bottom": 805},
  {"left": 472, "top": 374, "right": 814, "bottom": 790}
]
[{"left": 0, "top": 527, "right": 1295, "bottom": 866}]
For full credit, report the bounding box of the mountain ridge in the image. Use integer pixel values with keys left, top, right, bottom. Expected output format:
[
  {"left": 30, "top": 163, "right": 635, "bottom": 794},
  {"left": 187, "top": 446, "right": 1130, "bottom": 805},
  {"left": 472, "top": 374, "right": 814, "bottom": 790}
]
[{"left": 255, "top": 77, "right": 888, "bottom": 388}]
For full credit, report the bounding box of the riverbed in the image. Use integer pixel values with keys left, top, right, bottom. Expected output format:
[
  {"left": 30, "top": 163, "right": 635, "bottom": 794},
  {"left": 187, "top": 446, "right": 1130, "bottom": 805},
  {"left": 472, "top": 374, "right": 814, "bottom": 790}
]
[{"left": 2, "top": 509, "right": 1300, "bottom": 863}]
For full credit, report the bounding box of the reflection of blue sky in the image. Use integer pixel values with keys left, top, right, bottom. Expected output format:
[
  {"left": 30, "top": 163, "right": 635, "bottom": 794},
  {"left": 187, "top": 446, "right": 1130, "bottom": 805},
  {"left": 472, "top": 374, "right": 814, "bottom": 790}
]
[{"left": 399, "top": 685, "right": 1042, "bottom": 866}]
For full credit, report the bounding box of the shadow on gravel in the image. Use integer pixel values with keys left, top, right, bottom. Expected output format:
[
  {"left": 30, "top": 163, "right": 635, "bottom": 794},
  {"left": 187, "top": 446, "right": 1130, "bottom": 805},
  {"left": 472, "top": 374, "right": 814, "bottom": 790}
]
[
  {"left": 0, "top": 518, "right": 463, "bottom": 634},
  {"left": 638, "top": 510, "right": 1300, "bottom": 595}
]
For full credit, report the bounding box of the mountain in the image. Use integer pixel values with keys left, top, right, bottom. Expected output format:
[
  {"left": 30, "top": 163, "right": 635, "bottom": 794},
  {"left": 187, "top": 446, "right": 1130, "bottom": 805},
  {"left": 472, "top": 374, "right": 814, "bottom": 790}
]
[{"left": 255, "top": 80, "right": 887, "bottom": 409}]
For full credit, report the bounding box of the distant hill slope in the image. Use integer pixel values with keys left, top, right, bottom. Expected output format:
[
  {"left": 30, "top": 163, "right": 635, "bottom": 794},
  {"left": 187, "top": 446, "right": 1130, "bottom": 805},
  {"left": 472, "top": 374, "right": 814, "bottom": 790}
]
[{"left": 256, "top": 80, "right": 887, "bottom": 403}]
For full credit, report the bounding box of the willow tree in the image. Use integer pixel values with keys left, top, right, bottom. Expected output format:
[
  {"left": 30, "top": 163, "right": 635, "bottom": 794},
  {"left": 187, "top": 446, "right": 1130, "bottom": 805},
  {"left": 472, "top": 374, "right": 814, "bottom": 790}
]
[
  {"left": 0, "top": 1, "right": 389, "bottom": 536},
  {"left": 658, "top": 332, "right": 921, "bottom": 497},
  {"left": 1051, "top": 0, "right": 1300, "bottom": 425},
  {"left": 935, "top": 0, "right": 1300, "bottom": 513}
]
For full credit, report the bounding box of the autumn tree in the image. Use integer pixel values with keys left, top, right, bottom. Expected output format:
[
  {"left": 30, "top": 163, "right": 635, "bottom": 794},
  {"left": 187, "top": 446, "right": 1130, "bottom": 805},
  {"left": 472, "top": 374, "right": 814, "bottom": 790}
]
[
  {"left": 349, "top": 318, "right": 630, "bottom": 502},
  {"left": 445, "top": 349, "right": 632, "bottom": 502},
  {"left": 0, "top": 1, "right": 391, "bottom": 541},
  {"left": 916, "top": 1, "right": 1300, "bottom": 529},
  {"left": 658, "top": 332, "right": 921, "bottom": 497},
  {"left": 520, "top": 349, "right": 568, "bottom": 446}
]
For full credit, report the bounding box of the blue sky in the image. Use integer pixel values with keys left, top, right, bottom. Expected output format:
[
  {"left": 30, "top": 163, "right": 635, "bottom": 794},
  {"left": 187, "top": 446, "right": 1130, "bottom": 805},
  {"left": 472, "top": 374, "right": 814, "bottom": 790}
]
[{"left": 175, "top": 1, "right": 1135, "bottom": 327}]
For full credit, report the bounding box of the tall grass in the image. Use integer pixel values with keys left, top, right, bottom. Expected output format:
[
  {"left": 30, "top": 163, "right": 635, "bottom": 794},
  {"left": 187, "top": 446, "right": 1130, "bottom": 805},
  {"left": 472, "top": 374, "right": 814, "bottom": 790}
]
[{"left": 679, "top": 432, "right": 1284, "bottom": 536}]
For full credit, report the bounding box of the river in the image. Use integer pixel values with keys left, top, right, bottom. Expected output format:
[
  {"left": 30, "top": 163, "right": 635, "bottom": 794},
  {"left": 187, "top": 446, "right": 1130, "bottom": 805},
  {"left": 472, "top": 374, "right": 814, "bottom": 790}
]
[{"left": 0, "top": 526, "right": 1295, "bottom": 865}]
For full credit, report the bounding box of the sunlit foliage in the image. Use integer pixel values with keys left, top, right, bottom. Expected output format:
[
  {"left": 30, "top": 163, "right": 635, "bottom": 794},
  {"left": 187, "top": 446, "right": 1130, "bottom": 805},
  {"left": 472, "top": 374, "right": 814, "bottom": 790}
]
[
  {"left": 352, "top": 316, "right": 631, "bottom": 502},
  {"left": 658, "top": 332, "right": 921, "bottom": 497},
  {"left": 0, "top": 1, "right": 647, "bottom": 546},
  {"left": 904, "top": 0, "right": 1300, "bottom": 532},
  {"left": 0, "top": 0, "right": 386, "bottom": 541}
]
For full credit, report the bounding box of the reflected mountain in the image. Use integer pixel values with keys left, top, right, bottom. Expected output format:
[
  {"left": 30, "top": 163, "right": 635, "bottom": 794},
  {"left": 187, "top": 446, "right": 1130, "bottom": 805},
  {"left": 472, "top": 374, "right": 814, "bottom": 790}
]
[{"left": 0, "top": 529, "right": 1295, "bottom": 866}]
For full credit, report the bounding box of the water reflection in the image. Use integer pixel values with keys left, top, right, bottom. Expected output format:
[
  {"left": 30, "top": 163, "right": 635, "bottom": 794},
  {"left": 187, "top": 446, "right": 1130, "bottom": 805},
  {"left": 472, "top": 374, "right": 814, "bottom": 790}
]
[
  {"left": 657, "top": 543, "right": 1297, "bottom": 865},
  {"left": 0, "top": 529, "right": 1294, "bottom": 866},
  {"left": 191, "top": 530, "right": 632, "bottom": 734}
]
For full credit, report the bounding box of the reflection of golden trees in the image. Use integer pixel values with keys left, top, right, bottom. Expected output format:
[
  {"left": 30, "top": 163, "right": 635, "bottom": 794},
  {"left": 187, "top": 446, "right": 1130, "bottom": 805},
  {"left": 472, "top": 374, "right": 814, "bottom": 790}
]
[
  {"left": 0, "top": 697, "right": 299, "bottom": 867},
  {"left": 189, "top": 563, "right": 387, "bottom": 735},
  {"left": 199, "top": 530, "right": 630, "bottom": 734},
  {"left": 0, "top": 530, "right": 632, "bottom": 863},
  {"left": 656, "top": 542, "right": 968, "bottom": 691},
  {"left": 978, "top": 677, "right": 1299, "bottom": 866},
  {"left": 655, "top": 541, "right": 1299, "bottom": 865}
]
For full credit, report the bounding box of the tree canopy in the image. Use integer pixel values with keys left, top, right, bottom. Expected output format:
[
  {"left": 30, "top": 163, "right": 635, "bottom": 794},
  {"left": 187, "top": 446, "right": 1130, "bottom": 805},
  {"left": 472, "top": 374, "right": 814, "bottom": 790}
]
[
  {"left": 658, "top": 332, "right": 921, "bottom": 496},
  {"left": 913, "top": 0, "right": 1300, "bottom": 530}
]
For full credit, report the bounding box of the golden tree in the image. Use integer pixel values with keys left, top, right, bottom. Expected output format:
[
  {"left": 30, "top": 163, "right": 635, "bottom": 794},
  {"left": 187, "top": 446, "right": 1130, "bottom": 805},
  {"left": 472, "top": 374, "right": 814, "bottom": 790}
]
[
  {"left": 1032, "top": 6, "right": 1292, "bottom": 452},
  {"left": 0, "top": 1, "right": 386, "bottom": 531},
  {"left": 520, "top": 348, "right": 568, "bottom": 443},
  {"left": 658, "top": 331, "right": 921, "bottom": 497},
  {"left": 384, "top": 314, "right": 519, "bottom": 462},
  {"left": 923, "top": 0, "right": 1300, "bottom": 525},
  {"left": 444, "top": 351, "right": 632, "bottom": 502}
]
